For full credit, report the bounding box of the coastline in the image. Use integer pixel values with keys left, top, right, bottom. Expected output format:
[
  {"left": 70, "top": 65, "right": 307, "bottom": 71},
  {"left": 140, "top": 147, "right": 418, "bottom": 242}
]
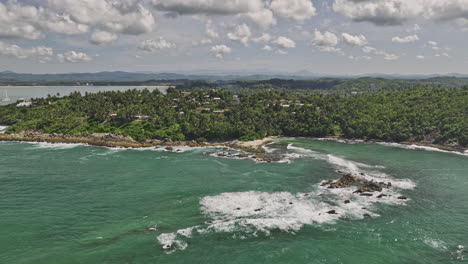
[
  {"left": 0, "top": 132, "right": 275, "bottom": 153},
  {"left": 309, "top": 136, "right": 467, "bottom": 155},
  {"left": 0, "top": 132, "right": 465, "bottom": 155}
]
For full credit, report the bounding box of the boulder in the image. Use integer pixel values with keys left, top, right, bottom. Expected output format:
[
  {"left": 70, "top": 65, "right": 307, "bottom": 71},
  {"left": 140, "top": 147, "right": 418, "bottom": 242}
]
[{"left": 327, "top": 210, "right": 337, "bottom": 214}]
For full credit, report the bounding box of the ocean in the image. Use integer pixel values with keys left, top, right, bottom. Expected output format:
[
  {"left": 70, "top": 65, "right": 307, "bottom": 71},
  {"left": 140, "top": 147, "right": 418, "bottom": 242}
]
[
  {"left": 0, "top": 86, "right": 169, "bottom": 106},
  {"left": 0, "top": 138, "right": 467, "bottom": 263}
]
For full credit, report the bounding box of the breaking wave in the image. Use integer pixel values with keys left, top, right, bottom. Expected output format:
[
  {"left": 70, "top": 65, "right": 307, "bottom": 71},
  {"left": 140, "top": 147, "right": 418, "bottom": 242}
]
[{"left": 156, "top": 143, "right": 416, "bottom": 252}]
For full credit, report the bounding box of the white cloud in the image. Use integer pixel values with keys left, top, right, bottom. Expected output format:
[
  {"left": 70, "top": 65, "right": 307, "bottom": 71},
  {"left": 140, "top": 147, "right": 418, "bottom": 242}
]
[
  {"left": 333, "top": 0, "right": 468, "bottom": 27},
  {"left": 392, "top": 34, "right": 419, "bottom": 43},
  {"left": 210, "top": 44, "right": 232, "bottom": 58},
  {"left": 263, "top": 45, "right": 273, "bottom": 51},
  {"left": 246, "top": 8, "right": 277, "bottom": 29},
  {"left": 333, "top": 0, "right": 421, "bottom": 26},
  {"left": 362, "top": 45, "right": 399, "bottom": 60},
  {"left": 0, "top": 41, "right": 53, "bottom": 59},
  {"left": 272, "top": 36, "right": 296, "bottom": 49},
  {"left": 90, "top": 30, "right": 118, "bottom": 45},
  {"left": 47, "top": 0, "right": 156, "bottom": 35},
  {"left": 0, "top": 1, "right": 88, "bottom": 40},
  {"left": 253, "top": 33, "right": 272, "bottom": 44},
  {"left": 342, "top": 33, "right": 368, "bottom": 47},
  {"left": 348, "top": 55, "right": 372, "bottom": 61},
  {"left": 270, "top": 0, "right": 317, "bottom": 22},
  {"left": 313, "top": 29, "right": 339, "bottom": 49},
  {"left": 139, "top": 37, "right": 176, "bottom": 52},
  {"left": 383, "top": 53, "right": 399, "bottom": 60},
  {"left": 227, "top": 24, "right": 251, "bottom": 47},
  {"left": 152, "top": 0, "right": 264, "bottom": 16},
  {"left": 416, "top": 55, "right": 425, "bottom": 59},
  {"left": 205, "top": 21, "right": 219, "bottom": 39},
  {"left": 428, "top": 41, "right": 438, "bottom": 46},
  {"left": 57, "top": 51, "right": 92, "bottom": 63}
]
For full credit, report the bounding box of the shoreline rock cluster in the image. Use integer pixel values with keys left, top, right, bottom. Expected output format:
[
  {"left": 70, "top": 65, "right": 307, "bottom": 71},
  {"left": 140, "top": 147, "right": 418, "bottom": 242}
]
[
  {"left": 321, "top": 172, "right": 407, "bottom": 203},
  {"left": 0, "top": 131, "right": 272, "bottom": 153},
  {"left": 213, "top": 152, "right": 282, "bottom": 163}
]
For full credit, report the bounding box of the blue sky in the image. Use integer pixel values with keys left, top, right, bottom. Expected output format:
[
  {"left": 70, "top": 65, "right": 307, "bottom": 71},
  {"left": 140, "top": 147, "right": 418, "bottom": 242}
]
[{"left": 0, "top": 0, "right": 467, "bottom": 75}]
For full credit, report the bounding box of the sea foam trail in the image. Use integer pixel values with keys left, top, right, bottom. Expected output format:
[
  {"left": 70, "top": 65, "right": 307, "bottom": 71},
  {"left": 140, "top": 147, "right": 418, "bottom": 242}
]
[
  {"left": 378, "top": 142, "right": 468, "bottom": 157},
  {"left": 27, "top": 142, "right": 85, "bottom": 149},
  {"left": 157, "top": 144, "right": 416, "bottom": 252}
]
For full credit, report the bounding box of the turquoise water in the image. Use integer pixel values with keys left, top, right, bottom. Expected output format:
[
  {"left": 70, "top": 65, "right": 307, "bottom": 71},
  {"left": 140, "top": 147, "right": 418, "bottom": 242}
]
[{"left": 0, "top": 139, "right": 467, "bottom": 263}]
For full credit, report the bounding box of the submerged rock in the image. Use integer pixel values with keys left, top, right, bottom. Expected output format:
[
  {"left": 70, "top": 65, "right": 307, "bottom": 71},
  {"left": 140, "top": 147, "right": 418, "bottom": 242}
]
[{"left": 327, "top": 210, "right": 338, "bottom": 215}]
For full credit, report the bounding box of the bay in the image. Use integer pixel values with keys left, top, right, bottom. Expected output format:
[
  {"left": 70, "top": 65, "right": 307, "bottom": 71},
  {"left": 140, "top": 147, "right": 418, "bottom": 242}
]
[{"left": 0, "top": 138, "right": 467, "bottom": 264}]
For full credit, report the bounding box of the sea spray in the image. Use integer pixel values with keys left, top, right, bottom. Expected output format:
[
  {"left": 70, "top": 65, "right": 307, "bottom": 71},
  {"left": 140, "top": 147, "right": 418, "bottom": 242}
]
[{"left": 156, "top": 143, "right": 416, "bottom": 251}]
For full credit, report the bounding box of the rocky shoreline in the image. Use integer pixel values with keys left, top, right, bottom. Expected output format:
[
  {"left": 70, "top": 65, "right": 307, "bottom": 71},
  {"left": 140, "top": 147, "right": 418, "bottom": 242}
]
[
  {"left": 0, "top": 131, "right": 465, "bottom": 157},
  {"left": 0, "top": 131, "right": 272, "bottom": 154}
]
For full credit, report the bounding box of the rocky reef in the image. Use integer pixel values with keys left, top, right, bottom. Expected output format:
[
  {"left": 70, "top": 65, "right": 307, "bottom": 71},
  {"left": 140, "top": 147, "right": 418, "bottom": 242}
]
[{"left": 322, "top": 173, "right": 394, "bottom": 198}]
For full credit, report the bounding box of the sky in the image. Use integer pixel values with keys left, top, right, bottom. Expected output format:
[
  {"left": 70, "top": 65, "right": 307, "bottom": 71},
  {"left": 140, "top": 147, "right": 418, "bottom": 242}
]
[{"left": 0, "top": 0, "right": 468, "bottom": 75}]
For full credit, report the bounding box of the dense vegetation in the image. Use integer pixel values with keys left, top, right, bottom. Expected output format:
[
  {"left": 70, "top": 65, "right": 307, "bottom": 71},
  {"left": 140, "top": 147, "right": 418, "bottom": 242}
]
[
  {"left": 0, "top": 86, "right": 467, "bottom": 147},
  {"left": 177, "top": 77, "right": 468, "bottom": 93}
]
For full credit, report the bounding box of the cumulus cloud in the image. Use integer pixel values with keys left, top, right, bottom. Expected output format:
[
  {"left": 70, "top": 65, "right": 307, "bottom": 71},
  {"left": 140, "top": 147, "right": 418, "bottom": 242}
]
[
  {"left": 416, "top": 55, "right": 425, "bottom": 59},
  {"left": 392, "top": 34, "right": 419, "bottom": 43},
  {"left": 0, "top": 1, "right": 88, "bottom": 40},
  {"left": 205, "top": 21, "right": 219, "bottom": 39},
  {"left": 57, "top": 51, "right": 92, "bottom": 63},
  {"left": 270, "top": 0, "right": 317, "bottom": 22},
  {"left": 362, "top": 45, "right": 399, "bottom": 60},
  {"left": 271, "top": 36, "right": 296, "bottom": 54},
  {"left": 152, "top": 0, "right": 264, "bottom": 16},
  {"left": 210, "top": 44, "right": 232, "bottom": 58},
  {"left": 90, "top": 30, "right": 118, "bottom": 45},
  {"left": 0, "top": 0, "right": 155, "bottom": 44},
  {"left": 246, "top": 8, "right": 277, "bottom": 29},
  {"left": 253, "top": 33, "right": 273, "bottom": 43},
  {"left": 263, "top": 45, "right": 273, "bottom": 51},
  {"left": 333, "top": 0, "right": 420, "bottom": 26},
  {"left": 342, "top": 33, "right": 368, "bottom": 46},
  {"left": 312, "top": 29, "right": 342, "bottom": 54},
  {"left": 139, "top": 37, "right": 176, "bottom": 52},
  {"left": 227, "top": 24, "right": 252, "bottom": 46},
  {"left": 47, "top": 0, "right": 156, "bottom": 35},
  {"left": 0, "top": 41, "right": 53, "bottom": 59},
  {"left": 272, "top": 36, "right": 296, "bottom": 49},
  {"left": 333, "top": 0, "right": 468, "bottom": 27}
]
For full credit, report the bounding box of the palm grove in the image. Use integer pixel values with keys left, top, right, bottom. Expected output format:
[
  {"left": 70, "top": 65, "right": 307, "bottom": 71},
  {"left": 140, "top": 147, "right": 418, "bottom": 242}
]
[{"left": 0, "top": 86, "right": 466, "bottom": 147}]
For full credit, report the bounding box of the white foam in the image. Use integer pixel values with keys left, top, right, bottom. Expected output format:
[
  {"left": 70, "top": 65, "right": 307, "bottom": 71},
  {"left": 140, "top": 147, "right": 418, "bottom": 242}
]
[
  {"left": 423, "top": 238, "right": 448, "bottom": 251},
  {"left": 157, "top": 233, "right": 188, "bottom": 252},
  {"left": 156, "top": 143, "right": 415, "bottom": 252},
  {"left": 378, "top": 142, "right": 468, "bottom": 157},
  {"left": 326, "top": 154, "right": 416, "bottom": 190},
  {"left": 27, "top": 142, "right": 84, "bottom": 149}
]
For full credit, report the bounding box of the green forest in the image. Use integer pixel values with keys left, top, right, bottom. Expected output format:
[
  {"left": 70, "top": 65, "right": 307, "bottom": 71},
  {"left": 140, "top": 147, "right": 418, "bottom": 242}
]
[{"left": 0, "top": 86, "right": 467, "bottom": 147}]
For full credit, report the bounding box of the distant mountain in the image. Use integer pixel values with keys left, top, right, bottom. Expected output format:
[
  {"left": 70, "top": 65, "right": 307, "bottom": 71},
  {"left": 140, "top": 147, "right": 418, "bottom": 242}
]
[{"left": 1, "top": 70, "right": 468, "bottom": 83}]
